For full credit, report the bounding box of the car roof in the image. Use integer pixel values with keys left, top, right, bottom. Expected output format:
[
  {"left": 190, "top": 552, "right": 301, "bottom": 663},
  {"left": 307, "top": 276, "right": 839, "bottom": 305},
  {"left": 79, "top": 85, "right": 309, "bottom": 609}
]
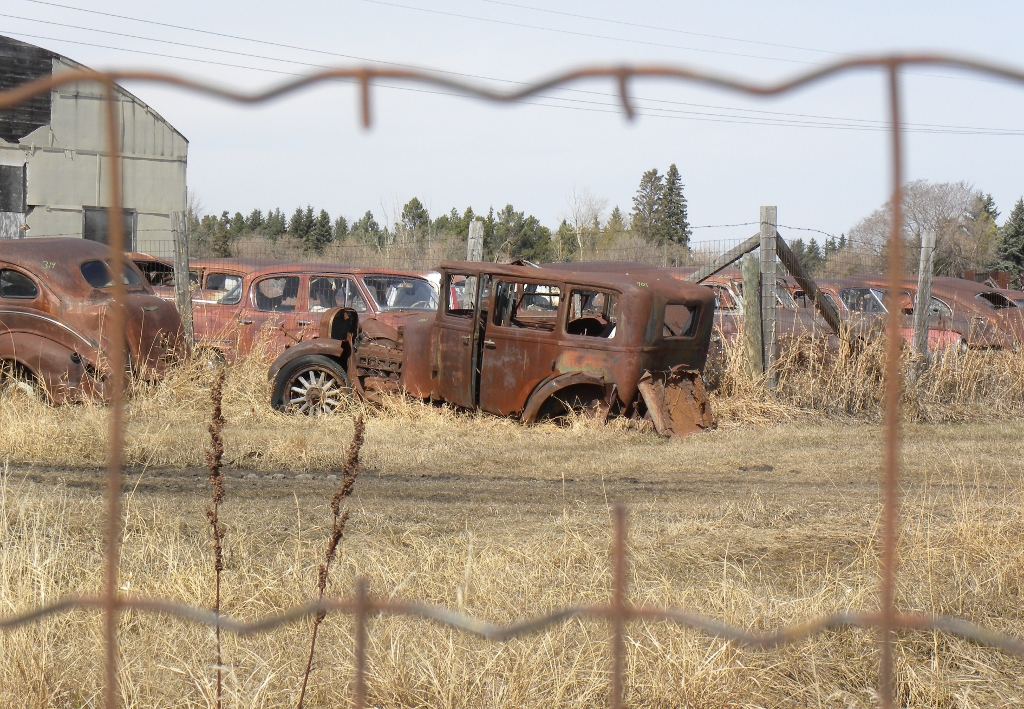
[
  {"left": 189, "top": 258, "right": 427, "bottom": 279},
  {"left": 1, "top": 237, "right": 145, "bottom": 296},
  {"left": 441, "top": 260, "right": 714, "bottom": 301}
]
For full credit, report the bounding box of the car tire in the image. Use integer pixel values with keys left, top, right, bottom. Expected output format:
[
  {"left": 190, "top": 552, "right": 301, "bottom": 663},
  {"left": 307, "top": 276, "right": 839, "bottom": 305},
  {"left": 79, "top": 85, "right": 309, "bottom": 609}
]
[{"left": 272, "top": 355, "right": 351, "bottom": 414}]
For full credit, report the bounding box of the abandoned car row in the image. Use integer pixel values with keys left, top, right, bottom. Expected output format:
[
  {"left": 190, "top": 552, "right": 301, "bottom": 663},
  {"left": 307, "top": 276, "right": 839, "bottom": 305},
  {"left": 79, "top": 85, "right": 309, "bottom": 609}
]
[{"left": 3, "top": 238, "right": 1024, "bottom": 435}]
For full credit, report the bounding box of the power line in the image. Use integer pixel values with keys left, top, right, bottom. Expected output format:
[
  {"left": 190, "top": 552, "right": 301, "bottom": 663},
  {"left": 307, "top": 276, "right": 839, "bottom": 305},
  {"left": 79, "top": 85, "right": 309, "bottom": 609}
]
[
  {"left": 8, "top": 2, "right": 1022, "bottom": 133},
  {"left": 9, "top": 29, "right": 1024, "bottom": 136},
  {"left": 356, "top": 0, "right": 817, "bottom": 66},
  {"left": 471, "top": 0, "right": 839, "bottom": 56},
  {"left": 358, "top": 0, "right": 1015, "bottom": 88}
]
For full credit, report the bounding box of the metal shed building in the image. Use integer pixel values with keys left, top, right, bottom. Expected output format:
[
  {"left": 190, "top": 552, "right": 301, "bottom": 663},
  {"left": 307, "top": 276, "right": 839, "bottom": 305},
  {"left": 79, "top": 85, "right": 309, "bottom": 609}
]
[{"left": 0, "top": 35, "right": 187, "bottom": 252}]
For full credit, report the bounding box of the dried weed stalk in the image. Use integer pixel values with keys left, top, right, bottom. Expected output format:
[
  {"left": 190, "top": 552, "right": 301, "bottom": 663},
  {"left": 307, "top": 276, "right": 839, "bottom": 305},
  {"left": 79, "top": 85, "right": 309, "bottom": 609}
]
[
  {"left": 297, "top": 414, "right": 365, "bottom": 709},
  {"left": 205, "top": 366, "right": 227, "bottom": 709}
]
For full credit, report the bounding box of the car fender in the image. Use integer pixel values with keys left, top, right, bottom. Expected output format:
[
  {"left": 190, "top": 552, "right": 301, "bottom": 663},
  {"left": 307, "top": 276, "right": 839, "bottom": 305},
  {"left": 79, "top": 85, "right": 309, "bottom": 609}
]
[
  {"left": 520, "top": 371, "right": 607, "bottom": 423},
  {"left": 0, "top": 331, "right": 95, "bottom": 403},
  {"left": 268, "top": 339, "right": 351, "bottom": 383}
]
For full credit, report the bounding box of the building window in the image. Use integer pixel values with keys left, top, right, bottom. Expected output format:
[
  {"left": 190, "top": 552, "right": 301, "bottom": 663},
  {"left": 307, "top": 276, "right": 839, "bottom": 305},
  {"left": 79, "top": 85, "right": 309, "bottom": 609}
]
[
  {"left": 83, "top": 206, "right": 137, "bottom": 250},
  {"left": 0, "top": 165, "right": 26, "bottom": 213}
]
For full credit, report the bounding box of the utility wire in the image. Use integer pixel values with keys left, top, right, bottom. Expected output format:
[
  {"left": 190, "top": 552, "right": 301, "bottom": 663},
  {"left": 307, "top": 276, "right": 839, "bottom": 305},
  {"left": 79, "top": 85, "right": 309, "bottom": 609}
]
[
  {"left": 7, "top": 2, "right": 1021, "bottom": 132},
  {"left": 357, "top": 0, "right": 816, "bottom": 65},
  {"left": 471, "top": 0, "right": 839, "bottom": 56},
  {"left": 10, "top": 29, "right": 1024, "bottom": 136}
]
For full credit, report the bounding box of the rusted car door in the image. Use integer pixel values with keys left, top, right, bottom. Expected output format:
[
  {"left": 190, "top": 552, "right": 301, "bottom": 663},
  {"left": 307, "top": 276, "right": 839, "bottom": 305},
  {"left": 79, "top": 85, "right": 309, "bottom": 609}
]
[
  {"left": 436, "top": 272, "right": 489, "bottom": 409},
  {"left": 237, "top": 274, "right": 305, "bottom": 354},
  {"left": 478, "top": 279, "right": 564, "bottom": 415},
  {"left": 191, "top": 270, "right": 246, "bottom": 353}
]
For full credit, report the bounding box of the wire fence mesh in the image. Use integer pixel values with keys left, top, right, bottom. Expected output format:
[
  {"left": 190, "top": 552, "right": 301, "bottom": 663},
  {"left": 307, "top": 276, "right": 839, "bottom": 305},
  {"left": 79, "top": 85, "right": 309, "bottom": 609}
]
[{"left": 2, "top": 54, "right": 1024, "bottom": 709}]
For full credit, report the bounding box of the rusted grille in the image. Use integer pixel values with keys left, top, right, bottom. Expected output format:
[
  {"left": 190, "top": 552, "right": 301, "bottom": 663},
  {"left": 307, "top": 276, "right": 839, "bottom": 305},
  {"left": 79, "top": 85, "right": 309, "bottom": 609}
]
[{"left": 2, "top": 56, "right": 1024, "bottom": 709}]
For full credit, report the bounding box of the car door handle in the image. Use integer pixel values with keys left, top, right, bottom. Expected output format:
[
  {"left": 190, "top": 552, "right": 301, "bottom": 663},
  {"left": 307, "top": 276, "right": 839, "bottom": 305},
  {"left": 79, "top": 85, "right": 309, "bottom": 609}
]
[
  {"left": 483, "top": 339, "right": 496, "bottom": 348},
  {"left": 297, "top": 320, "right": 312, "bottom": 326},
  {"left": 461, "top": 335, "right": 471, "bottom": 344},
  {"left": 238, "top": 319, "right": 253, "bottom": 325}
]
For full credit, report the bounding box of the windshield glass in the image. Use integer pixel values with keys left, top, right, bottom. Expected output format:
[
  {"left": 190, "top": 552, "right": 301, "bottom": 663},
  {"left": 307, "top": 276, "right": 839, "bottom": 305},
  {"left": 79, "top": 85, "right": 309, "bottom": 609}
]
[
  {"left": 361, "top": 275, "right": 437, "bottom": 311},
  {"left": 80, "top": 260, "right": 144, "bottom": 289}
]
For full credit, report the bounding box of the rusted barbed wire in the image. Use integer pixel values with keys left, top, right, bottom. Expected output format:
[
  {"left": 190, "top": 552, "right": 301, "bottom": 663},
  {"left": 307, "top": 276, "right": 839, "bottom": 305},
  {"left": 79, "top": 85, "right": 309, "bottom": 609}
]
[{"left": 5, "top": 51, "right": 1024, "bottom": 708}]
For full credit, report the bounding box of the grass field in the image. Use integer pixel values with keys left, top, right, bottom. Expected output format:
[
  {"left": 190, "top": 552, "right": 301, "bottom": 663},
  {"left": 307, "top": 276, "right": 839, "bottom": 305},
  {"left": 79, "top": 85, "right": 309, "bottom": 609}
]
[
  {"left": 1, "top": 341, "right": 1023, "bottom": 707},
  {"left": 2, "top": 398, "right": 1023, "bottom": 706}
]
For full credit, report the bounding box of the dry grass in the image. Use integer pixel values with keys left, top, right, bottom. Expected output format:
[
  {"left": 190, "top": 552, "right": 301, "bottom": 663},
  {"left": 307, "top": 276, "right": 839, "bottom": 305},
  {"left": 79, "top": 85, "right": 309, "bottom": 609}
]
[
  {"left": 1, "top": 337, "right": 1024, "bottom": 706},
  {"left": 0, "top": 444, "right": 1022, "bottom": 707}
]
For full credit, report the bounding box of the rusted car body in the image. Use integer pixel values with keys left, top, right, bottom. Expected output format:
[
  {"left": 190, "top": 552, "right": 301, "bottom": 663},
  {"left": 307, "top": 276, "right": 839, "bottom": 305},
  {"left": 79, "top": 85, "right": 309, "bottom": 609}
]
[
  {"left": 269, "top": 261, "right": 717, "bottom": 436},
  {"left": 0, "top": 238, "right": 185, "bottom": 402},
  {"left": 188, "top": 259, "right": 438, "bottom": 359},
  {"left": 827, "top": 276, "right": 1018, "bottom": 349}
]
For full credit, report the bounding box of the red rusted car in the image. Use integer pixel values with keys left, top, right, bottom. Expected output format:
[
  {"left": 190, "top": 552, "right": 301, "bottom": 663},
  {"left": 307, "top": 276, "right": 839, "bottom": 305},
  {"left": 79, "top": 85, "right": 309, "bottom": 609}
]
[
  {"left": 268, "top": 261, "right": 717, "bottom": 436},
  {"left": 186, "top": 259, "right": 438, "bottom": 359},
  {"left": 0, "top": 238, "right": 184, "bottom": 402}
]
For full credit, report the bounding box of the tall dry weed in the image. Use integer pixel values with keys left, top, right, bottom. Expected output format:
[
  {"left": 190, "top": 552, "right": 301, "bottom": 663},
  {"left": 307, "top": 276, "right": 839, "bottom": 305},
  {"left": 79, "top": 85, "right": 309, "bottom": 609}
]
[
  {"left": 711, "top": 329, "right": 1024, "bottom": 424},
  {"left": 297, "top": 415, "right": 364, "bottom": 709},
  {"left": 205, "top": 366, "right": 227, "bottom": 709}
]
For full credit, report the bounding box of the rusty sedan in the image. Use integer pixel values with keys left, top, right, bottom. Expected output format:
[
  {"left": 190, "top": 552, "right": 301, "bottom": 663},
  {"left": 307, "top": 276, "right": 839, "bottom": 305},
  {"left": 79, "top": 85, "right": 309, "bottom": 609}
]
[
  {"left": 0, "top": 238, "right": 185, "bottom": 402},
  {"left": 268, "top": 261, "right": 717, "bottom": 437},
  {"left": 186, "top": 260, "right": 438, "bottom": 360}
]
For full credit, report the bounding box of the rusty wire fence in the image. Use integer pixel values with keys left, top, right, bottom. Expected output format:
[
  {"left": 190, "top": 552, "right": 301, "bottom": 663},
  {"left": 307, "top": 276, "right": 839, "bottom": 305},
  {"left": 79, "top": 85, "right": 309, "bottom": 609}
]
[{"left": 3, "top": 55, "right": 1024, "bottom": 709}]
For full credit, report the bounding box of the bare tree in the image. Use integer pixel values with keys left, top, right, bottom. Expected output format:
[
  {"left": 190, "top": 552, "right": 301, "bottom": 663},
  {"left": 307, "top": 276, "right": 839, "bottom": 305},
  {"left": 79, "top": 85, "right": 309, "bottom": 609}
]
[
  {"left": 844, "top": 180, "right": 998, "bottom": 276},
  {"left": 564, "top": 186, "right": 608, "bottom": 259}
]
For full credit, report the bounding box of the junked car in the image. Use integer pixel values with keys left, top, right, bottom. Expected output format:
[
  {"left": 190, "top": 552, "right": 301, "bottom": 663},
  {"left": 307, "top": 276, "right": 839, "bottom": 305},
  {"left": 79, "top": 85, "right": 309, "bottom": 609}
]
[
  {"left": 0, "top": 238, "right": 185, "bottom": 402},
  {"left": 268, "top": 261, "right": 717, "bottom": 437},
  {"left": 188, "top": 260, "right": 438, "bottom": 360}
]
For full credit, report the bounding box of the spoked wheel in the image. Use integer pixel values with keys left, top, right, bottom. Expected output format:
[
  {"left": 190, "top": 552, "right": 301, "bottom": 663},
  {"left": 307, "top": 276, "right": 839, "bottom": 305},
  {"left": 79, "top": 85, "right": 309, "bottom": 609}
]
[
  {"left": 272, "top": 355, "right": 351, "bottom": 414},
  {"left": 0, "top": 363, "right": 44, "bottom": 402}
]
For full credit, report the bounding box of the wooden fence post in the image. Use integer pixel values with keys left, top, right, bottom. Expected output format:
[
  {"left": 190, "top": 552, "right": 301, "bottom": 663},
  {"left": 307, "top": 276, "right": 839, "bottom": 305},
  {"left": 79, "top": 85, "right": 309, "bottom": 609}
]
[
  {"left": 171, "top": 211, "right": 194, "bottom": 345},
  {"left": 759, "top": 206, "right": 777, "bottom": 386},
  {"left": 742, "top": 253, "right": 763, "bottom": 378},
  {"left": 912, "top": 229, "right": 936, "bottom": 357},
  {"left": 467, "top": 220, "right": 483, "bottom": 261}
]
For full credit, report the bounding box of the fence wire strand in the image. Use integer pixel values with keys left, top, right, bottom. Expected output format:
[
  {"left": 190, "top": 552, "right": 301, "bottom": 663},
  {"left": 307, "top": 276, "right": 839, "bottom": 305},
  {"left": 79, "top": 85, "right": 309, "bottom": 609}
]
[{"left": 3, "top": 53, "right": 1024, "bottom": 708}]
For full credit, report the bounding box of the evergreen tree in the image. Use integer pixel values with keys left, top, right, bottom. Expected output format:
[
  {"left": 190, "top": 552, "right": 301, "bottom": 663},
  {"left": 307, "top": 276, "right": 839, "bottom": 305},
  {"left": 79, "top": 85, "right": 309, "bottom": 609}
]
[
  {"left": 980, "top": 193, "right": 1000, "bottom": 223},
  {"left": 555, "top": 219, "right": 576, "bottom": 261},
  {"left": 401, "top": 197, "right": 430, "bottom": 233},
  {"left": 352, "top": 210, "right": 383, "bottom": 249},
  {"left": 245, "top": 209, "right": 263, "bottom": 232},
  {"left": 229, "top": 211, "right": 246, "bottom": 236},
  {"left": 207, "top": 212, "right": 231, "bottom": 257},
  {"left": 333, "top": 215, "right": 348, "bottom": 240},
  {"left": 487, "top": 204, "right": 553, "bottom": 262},
  {"left": 605, "top": 206, "right": 628, "bottom": 234},
  {"left": 996, "top": 197, "right": 1024, "bottom": 277},
  {"left": 288, "top": 207, "right": 307, "bottom": 240},
  {"left": 658, "top": 164, "right": 691, "bottom": 245},
  {"left": 307, "top": 209, "right": 333, "bottom": 253},
  {"left": 804, "top": 238, "right": 824, "bottom": 273},
  {"left": 631, "top": 168, "right": 663, "bottom": 241},
  {"left": 264, "top": 208, "right": 286, "bottom": 238}
]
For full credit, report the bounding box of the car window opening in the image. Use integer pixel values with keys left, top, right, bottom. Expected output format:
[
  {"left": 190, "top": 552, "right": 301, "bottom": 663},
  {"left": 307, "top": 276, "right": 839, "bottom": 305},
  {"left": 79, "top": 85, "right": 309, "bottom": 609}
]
[
  {"left": 493, "top": 281, "right": 562, "bottom": 332},
  {"left": 566, "top": 289, "right": 616, "bottom": 337},
  {"left": 977, "top": 291, "right": 1016, "bottom": 309},
  {"left": 0, "top": 269, "right": 38, "bottom": 299},
  {"left": 254, "top": 276, "right": 299, "bottom": 312},
  {"left": 309, "top": 276, "right": 367, "bottom": 313},
  {"left": 80, "top": 260, "right": 143, "bottom": 289},
  {"left": 663, "top": 303, "right": 698, "bottom": 338},
  {"left": 362, "top": 275, "right": 436, "bottom": 312}
]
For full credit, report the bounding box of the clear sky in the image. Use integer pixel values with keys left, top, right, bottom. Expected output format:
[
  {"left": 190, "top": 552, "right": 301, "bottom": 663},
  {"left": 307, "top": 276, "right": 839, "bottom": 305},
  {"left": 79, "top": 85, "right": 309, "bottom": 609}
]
[{"left": 5, "top": 0, "right": 1024, "bottom": 243}]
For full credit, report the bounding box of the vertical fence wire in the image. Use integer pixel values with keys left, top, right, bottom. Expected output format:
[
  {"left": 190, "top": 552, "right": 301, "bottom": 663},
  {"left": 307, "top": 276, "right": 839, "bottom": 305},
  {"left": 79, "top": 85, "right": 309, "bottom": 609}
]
[{"left": 101, "top": 77, "right": 127, "bottom": 709}]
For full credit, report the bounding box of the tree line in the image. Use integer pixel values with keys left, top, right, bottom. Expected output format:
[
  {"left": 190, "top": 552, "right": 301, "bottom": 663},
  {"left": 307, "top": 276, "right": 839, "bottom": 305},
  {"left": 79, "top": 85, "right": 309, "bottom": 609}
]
[{"left": 188, "top": 164, "right": 692, "bottom": 262}]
